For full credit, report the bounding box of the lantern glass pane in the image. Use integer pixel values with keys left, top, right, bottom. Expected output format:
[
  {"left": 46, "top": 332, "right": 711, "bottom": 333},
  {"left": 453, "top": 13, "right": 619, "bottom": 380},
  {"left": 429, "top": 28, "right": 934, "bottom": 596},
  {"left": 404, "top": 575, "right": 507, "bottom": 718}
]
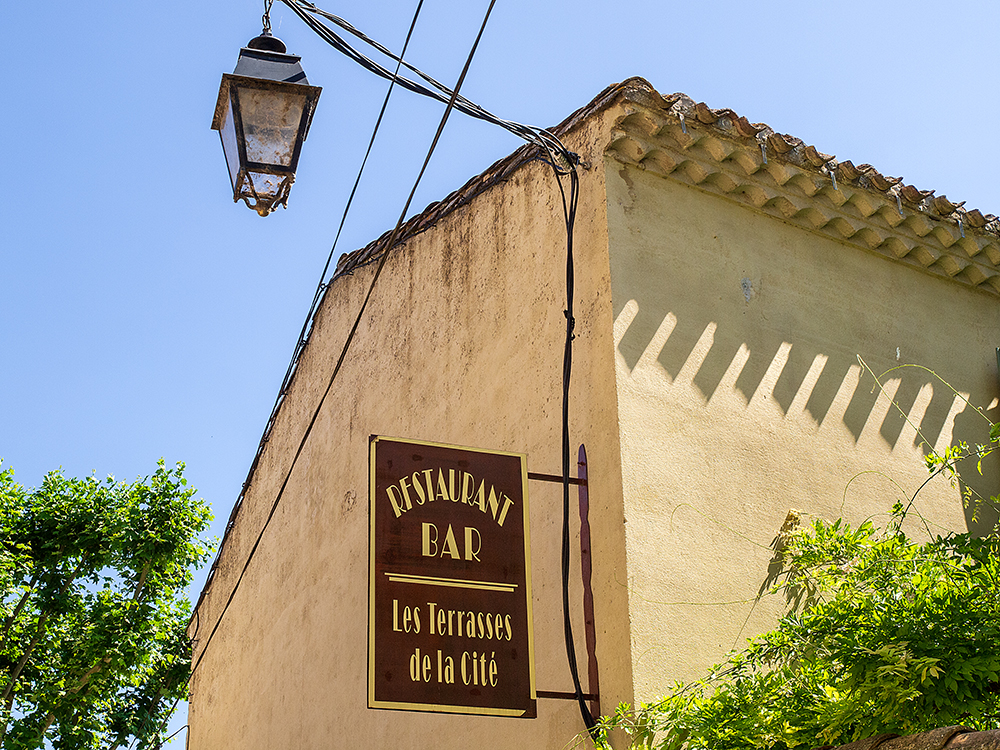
[
  {"left": 237, "top": 85, "right": 307, "bottom": 168},
  {"left": 235, "top": 171, "right": 294, "bottom": 217},
  {"left": 246, "top": 171, "right": 289, "bottom": 201},
  {"left": 218, "top": 93, "right": 241, "bottom": 190}
]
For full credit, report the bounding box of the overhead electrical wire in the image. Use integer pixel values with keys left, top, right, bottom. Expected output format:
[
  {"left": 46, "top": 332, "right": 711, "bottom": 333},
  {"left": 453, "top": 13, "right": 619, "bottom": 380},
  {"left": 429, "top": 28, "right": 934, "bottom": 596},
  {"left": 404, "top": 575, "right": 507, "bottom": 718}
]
[
  {"left": 209, "top": 0, "right": 575, "bottom": 597},
  {"left": 230, "top": 0, "right": 582, "bottom": 527},
  {"left": 191, "top": 0, "right": 497, "bottom": 683},
  {"left": 274, "top": 7, "right": 596, "bottom": 731},
  {"left": 281, "top": 0, "right": 572, "bottom": 163},
  {"left": 191, "top": 0, "right": 596, "bottom": 737},
  {"left": 244, "top": 0, "right": 428, "bottom": 538},
  {"left": 188, "top": 0, "right": 429, "bottom": 683},
  {"left": 159, "top": 4, "right": 426, "bottom": 746}
]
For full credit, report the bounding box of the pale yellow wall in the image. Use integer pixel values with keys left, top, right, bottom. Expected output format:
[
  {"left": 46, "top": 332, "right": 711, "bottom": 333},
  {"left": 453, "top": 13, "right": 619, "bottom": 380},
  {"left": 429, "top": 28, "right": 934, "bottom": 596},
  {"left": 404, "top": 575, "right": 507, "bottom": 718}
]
[
  {"left": 606, "top": 159, "right": 1000, "bottom": 700},
  {"left": 188, "top": 88, "right": 1000, "bottom": 749},
  {"left": 188, "top": 108, "right": 635, "bottom": 750}
]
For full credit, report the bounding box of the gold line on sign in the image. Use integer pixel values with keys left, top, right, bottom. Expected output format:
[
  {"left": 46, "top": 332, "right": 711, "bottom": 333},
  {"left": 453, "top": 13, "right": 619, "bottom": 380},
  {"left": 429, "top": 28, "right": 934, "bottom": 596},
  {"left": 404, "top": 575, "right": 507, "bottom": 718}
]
[{"left": 385, "top": 573, "right": 517, "bottom": 592}]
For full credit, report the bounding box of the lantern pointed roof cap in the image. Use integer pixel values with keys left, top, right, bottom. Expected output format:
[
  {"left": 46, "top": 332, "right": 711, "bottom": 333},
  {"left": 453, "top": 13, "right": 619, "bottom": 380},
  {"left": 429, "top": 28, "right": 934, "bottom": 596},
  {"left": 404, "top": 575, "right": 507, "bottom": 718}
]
[
  {"left": 227, "top": 37, "right": 312, "bottom": 86},
  {"left": 247, "top": 31, "right": 287, "bottom": 54}
]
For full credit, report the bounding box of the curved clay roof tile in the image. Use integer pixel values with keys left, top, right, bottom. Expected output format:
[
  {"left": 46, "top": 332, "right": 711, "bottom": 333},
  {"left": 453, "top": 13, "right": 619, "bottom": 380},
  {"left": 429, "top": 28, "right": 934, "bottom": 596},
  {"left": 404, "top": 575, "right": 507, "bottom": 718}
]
[
  {"left": 767, "top": 133, "right": 797, "bottom": 154},
  {"left": 733, "top": 115, "right": 763, "bottom": 138},
  {"left": 930, "top": 195, "right": 965, "bottom": 216},
  {"left": 866, "top": 170, "right": 903, "bottom": 191},
  {"left": 965, "top": 209, "right": 988, "bottom": 228},
  {"left": 900, "top": 184, "right": 934, "bottom": 205},
  {"left": 837, "top": 160, "right": 862, "bottom": 181},
  {"left": 694, "top": 102, "right": 719, "bottom": 123},
  {"left": 803, "top": 145, "right": 834, "bottom": 167}
]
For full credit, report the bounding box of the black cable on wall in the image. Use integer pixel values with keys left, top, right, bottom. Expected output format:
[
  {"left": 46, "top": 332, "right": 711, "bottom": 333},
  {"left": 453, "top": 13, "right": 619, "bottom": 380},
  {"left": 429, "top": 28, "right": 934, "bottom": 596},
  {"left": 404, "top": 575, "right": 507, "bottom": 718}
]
[{"left": 192, "top": 0, "right": 597, "bottom": 737}]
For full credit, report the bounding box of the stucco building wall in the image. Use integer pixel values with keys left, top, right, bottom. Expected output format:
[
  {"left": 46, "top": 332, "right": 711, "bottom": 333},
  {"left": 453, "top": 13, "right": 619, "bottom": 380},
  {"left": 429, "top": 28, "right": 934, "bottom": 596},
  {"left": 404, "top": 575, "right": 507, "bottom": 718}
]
[
  {"left": 189, "top": 106, "right": 636, "bottom": 749},
  {"left": 189, "top": 80, "right": 1000, "bottom": 748},
  {"left": 606, "top": 158, "right": 1000, "bottom": 698}
]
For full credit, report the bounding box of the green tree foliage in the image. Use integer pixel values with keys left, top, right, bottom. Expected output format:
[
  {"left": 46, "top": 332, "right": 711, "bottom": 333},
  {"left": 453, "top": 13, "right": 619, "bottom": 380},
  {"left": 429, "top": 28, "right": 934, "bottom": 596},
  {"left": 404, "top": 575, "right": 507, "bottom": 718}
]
[
  {"left": 0, "top": 461, "right": 212, "bottom": 750},
  {"left": 594, "top": 412, "right": 999, "bottom": 750}
]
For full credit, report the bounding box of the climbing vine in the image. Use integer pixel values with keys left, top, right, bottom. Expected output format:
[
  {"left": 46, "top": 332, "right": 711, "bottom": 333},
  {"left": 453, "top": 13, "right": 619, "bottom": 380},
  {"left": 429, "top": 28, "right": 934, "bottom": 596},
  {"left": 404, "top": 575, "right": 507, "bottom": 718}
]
[{"left": 591, "top": 381, "right": 999, "bottom": 750}]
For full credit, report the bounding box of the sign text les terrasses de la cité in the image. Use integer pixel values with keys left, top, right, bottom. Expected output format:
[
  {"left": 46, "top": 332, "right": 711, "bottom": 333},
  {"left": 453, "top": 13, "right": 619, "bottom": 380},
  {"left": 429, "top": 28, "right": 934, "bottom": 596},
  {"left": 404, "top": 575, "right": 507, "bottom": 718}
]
[{"left": 368, "top": 436, "right": 535, "bottom": 717}]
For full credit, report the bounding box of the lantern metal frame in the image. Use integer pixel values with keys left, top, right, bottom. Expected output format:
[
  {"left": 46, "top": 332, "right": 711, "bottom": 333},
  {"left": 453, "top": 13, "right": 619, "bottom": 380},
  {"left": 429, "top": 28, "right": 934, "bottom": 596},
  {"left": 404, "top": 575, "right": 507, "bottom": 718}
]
[{"left": 212, "top": 36, "right": 322, "bottom": 216}]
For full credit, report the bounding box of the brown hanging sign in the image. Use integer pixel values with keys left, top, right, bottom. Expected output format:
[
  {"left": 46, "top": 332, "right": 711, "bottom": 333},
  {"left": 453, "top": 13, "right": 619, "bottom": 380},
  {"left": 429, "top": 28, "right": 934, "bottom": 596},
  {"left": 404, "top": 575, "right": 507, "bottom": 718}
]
[{"left": 368, "top": 435, "right": 536, "bottom": 717}]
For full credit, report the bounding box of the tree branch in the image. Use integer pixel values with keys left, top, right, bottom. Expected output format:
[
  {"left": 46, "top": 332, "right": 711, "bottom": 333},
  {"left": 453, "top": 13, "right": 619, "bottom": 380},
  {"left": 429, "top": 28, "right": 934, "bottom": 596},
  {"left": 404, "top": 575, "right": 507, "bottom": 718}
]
[
  {"left": 70, "top": 656, "right": 112, "bottom": 695},
  {"left": 0, "top": 573, "right": 39, "bottom": 650},
  {"left": 0, "top": 692, "right": 13, "bottom": 745},
  {"left": 131, "top": 560, "right": 152, "bottom": 606},
  {"left": 34, "top": 559, "right": 152, "bottom": 746},
  {"left": 1, "top": 612, "right": 49, "bottom": 703},
  {"left": 36, "top": 710, "right": 56, "bottom": 745},
  {"left": 1, "top": 557, "right": 87, "bottom": 703}
]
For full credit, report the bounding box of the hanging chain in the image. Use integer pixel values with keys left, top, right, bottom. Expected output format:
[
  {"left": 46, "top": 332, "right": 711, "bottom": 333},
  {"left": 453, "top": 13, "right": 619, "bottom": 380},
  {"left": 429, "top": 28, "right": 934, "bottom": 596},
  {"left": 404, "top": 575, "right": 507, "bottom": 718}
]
[{"left": 262, "top": 0, "right": 274, "bottom": 33}]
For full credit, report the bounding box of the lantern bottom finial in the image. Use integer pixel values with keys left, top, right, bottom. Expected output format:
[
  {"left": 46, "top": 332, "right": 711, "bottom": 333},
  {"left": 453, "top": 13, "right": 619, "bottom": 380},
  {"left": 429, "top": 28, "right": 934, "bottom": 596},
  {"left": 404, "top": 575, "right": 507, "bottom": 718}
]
[{"left": 234, "top": 171, "right": 294, "bottom": 217}]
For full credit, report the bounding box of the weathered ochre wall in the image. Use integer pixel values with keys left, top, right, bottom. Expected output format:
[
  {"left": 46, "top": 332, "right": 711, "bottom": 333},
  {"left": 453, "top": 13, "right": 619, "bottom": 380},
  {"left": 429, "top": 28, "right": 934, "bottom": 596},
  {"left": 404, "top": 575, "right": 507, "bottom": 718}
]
[
  {"left": 188, "top": 83, "right": 1000, "bottom": 746},
  {"left": 188, "top": 106, "right": 635, "bottom": 749},
  {"left": 606, "top": 159, "right": 1000, "bottom": 700}
]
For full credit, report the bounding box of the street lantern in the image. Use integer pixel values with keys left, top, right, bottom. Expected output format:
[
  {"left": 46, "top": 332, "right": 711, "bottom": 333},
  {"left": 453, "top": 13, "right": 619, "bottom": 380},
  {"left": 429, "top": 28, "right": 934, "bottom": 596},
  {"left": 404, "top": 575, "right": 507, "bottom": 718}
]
[{"left": 212, "top": 33, "right": 322, "bottom": 216}]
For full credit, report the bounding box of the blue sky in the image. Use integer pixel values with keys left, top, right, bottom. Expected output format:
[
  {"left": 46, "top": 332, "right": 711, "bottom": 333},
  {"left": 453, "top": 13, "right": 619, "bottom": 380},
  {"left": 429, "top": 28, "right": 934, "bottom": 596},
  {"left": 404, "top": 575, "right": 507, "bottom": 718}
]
[{"left": 3, "top": 0, "right": 998, "bottom": 743}]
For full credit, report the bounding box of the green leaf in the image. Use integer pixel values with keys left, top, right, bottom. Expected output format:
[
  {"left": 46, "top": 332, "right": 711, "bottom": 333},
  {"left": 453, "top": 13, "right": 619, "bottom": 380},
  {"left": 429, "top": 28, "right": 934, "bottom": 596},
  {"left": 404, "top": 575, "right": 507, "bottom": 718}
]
[{"left": 0, "top": 461, "right": 213, "bottom": 750}]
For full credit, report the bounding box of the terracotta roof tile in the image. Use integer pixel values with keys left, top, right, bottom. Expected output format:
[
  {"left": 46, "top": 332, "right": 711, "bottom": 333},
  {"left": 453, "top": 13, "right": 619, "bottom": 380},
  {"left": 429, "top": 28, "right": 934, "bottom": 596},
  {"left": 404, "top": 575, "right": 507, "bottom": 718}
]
[
  {"left": 803, "top": 144, "right": 834, "bottom": 167},
  {"left": 835, "top": 733, "right": 902, "bottom": 750},
  {"left": 882, "top": 726, "right": 971, "bottom": 750},
  {"left": 818, "top": 727, "right": 1000, "bottom": 750},
  {"left": 333, "top": 77, "right": 998, "bottom": 284},
  {"left": 837, "top": 160, "right": 862, "bottom": 181},
  {"left": 601, "top": 78, "right": 1000, "bottom": 297},
  {"left": 768, "top": 132, "right": 797, "bottom": 155},
  {"left": 966, "top": 209, "right": 988, "bottom": 229},
  {"left": 694, "top": 101, "right": 719, "bottom": 124}
]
